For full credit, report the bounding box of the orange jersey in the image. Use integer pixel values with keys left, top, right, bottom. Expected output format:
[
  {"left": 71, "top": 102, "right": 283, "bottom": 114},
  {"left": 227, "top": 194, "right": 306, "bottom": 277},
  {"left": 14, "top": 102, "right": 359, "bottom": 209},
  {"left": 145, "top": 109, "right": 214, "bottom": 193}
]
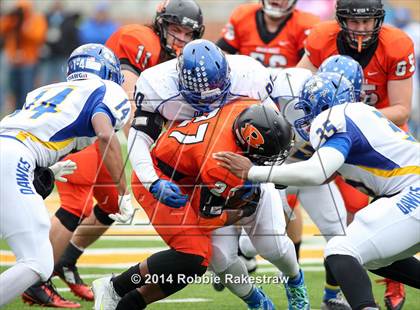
[
  {"left": 105, "top": 24, "right": 163, "bottom": 74},
  {"left": 304, "top": 21, "right": 416, "bottom": 109},
  {"left": 219, "top": 3, "right": 320, "bottom": 68},
  {"left": 151, "top": 100, "right": 257, "bottom": 205}
]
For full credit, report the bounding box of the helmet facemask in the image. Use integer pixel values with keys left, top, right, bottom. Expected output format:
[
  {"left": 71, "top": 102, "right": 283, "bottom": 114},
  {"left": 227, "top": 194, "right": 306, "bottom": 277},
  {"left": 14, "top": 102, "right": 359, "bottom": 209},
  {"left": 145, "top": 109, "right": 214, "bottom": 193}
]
[
  {"left": 261, "top": 0, "right": 297, "bottom": 19},
  {"left": 336, "top": 1, "right": 385, "bottom": 52}
]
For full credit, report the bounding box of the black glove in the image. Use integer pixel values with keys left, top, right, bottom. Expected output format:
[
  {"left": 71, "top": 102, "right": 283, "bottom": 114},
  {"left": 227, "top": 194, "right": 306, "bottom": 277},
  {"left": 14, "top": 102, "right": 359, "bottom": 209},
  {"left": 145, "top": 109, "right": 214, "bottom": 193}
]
[{"left": 33, "top": 167, "right": 55, "bottom": 200}]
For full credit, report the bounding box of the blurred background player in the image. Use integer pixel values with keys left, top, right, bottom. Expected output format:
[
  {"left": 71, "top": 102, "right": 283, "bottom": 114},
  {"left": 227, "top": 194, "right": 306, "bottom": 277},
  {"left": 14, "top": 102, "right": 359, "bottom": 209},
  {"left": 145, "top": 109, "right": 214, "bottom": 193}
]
[
  {"left": 0, "top": 43, "right": 131, "bottom": 307},
  {"left": 216, "top": 0, "right": 319, "bottom": 69},
  {"left": 297, "top": 1, "right": 416, "bottom": 307},
  {"left": 0, "top": 0, "right": 47, "bottom": 110},
  {"left": 22, "top": 0, "right": 205, "bottom": 307}
]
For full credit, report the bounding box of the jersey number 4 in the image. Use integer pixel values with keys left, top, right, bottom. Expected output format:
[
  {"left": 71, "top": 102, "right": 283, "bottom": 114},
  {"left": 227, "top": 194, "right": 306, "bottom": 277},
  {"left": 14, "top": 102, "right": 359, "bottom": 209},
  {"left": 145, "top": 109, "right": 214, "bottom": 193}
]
[{"left": 24, "top": 87, "right": 75, "bottom": 119}]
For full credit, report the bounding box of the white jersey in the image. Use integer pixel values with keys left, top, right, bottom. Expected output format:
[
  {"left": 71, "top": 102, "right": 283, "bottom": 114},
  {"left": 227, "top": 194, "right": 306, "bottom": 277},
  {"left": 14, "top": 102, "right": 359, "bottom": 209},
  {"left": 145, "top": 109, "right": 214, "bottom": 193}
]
[
  {"left": 135, "top": 55, "right": 274, "bottom": 121},
  {"left": 270, "top": 68, "right": 315, "bottom": 164},
  {"left": 310, "top": 102, "right": 420, "bottom": 197},
  {"left": 0, "top": 79, "right": 130, "bottom": 167}
]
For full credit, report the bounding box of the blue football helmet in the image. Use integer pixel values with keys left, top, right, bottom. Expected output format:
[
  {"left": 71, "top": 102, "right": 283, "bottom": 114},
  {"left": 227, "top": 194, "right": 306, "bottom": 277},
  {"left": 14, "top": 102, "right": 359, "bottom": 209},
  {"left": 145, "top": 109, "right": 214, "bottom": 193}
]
[
  {"left": 318, "top": 55, "right": 364, "bottom": 101},
  {"left": 177, "top": 39, "right": 231, "bottom": 113},
  {"left": 67, "top": 43, "right": 124, "bottom": 85},
  {"left": 294, "top": 72, "right": 356, "bottom": 141}
]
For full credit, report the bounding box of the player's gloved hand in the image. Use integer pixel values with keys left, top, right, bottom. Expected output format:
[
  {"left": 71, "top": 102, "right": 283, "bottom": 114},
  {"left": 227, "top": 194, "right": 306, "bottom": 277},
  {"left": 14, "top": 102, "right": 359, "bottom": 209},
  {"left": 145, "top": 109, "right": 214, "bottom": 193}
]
[
  {"left": 49, "top": 159, "right": 77, "bottom": 182},
  {"left": 108, "top": 194, "right": 136, "bottom": 223},
  {"left": 149, "top": 179, "right": 188, "bottom": 208}
]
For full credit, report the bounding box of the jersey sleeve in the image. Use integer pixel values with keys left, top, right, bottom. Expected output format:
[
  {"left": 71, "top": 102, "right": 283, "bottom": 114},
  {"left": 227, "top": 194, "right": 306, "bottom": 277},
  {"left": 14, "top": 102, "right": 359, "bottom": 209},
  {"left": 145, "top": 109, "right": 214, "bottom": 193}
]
[
  {"left": 229, "top": 56, "right": 273, "bottom": 102},
  {"left": 102, "top": 81, "right": 131, "bottom": 130},
  {"left": 386, "top": 33, "right": 416, "bottom": 81},
  {"left": 304, "top": 23, "right": 329, "bottom": 68},
  {"left": 248, "top": 60, "right": 274, "bottom": 102},
  {"left": 309, "top": 106, "right": 347, "bottom": 150},
  {"left": 134, "top": 74, "right": 159, "bottom": 113},
  {"left": 106, "top": 26, "right": 159, "bottom": 74},
  {"left": 294, "top": 12, "right": 321, "bottom": 52},
  {"left": 134, "top": 60, "right": 179, "bottom": 114},
  {"left": 220, "top": 5, "right": 245, "bottom": 51}
]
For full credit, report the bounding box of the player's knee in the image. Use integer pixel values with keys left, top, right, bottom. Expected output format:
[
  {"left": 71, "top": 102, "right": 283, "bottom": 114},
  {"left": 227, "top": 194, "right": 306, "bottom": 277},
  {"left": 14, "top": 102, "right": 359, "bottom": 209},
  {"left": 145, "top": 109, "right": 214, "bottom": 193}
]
[
  {"left": 210, "top": 243, "right": 237, "bottom": 274},
  {"left": 239, "top": 235, "right": 257, "bottom": 258},
  {"left": 20, "top": 241, "right": 54, "bottom": 281},
  {"left": 55, "top": 207, "right": 82, "bottom": 232},
  {"left": 324, "top": 236, "right": 361, "bottom": 263},
  {"left": 250, "top": 226, "right": 289, "bottom": 258},
  {"left": 147, "top": 249, "right": 207, "bottom": 296}
]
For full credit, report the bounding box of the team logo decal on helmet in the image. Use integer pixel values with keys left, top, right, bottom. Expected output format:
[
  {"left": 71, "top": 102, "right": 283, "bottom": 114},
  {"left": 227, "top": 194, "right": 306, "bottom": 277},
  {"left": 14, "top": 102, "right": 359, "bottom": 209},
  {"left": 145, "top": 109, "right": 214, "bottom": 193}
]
[
  {"left": 240, "top": 123, "right": 265, "bottom": 149},
  {"left": 233, "top": 104, "right": 294, "bottom": 166}
]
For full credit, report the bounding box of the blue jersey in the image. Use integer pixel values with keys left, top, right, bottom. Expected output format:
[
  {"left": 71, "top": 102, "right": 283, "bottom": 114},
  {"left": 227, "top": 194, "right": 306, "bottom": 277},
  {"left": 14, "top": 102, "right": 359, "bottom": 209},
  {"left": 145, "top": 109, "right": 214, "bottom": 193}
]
[
  {"left": 310, "top": 102, "right": 419, "bottom": 196},
  {"left": 0, "top": 79, "right": 130, "bottom": 166}
]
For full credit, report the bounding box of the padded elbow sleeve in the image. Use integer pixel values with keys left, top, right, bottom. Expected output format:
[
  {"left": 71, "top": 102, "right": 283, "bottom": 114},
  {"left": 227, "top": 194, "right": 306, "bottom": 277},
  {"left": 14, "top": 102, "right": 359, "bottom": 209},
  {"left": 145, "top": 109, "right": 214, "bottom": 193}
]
[{"left": 131, "top": 110, "right": 165, "bottom": 141}]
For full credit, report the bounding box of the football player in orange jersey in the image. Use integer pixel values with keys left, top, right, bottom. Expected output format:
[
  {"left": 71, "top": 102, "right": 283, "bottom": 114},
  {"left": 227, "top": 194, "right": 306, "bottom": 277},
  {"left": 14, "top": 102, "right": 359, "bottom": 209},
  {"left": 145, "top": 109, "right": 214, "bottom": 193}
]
[
  {"left": 92, "top": 102, "right": 298, "bottom": 310},
  {"left": 297, "top": 0, "right": 415, "bottom": 309},
  {"left": 216, "top": 0, "right": 321, "bottom": 274},
  {"left": 21, "top": 0, "right": 205, "bottom": 308},
  {"left": 216, "top": 0, "right": 320, "bottom": 68}
]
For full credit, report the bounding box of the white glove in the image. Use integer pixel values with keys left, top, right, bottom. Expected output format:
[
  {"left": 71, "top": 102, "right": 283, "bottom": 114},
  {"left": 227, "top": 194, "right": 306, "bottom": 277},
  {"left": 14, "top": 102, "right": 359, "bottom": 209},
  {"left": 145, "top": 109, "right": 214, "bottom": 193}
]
[
  {"left": 108, "top": 194, "right": 136, "bottom": 224},
  {"left": 49, "top": 160, "right": 77, "bottom": 182}
]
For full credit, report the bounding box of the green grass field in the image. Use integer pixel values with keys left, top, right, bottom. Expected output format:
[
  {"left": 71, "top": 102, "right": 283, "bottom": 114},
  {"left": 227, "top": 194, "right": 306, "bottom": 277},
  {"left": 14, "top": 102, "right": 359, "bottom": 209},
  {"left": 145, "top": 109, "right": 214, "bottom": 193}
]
[{"left": 1, "top": 236, "right": 419, "bottom": 310}]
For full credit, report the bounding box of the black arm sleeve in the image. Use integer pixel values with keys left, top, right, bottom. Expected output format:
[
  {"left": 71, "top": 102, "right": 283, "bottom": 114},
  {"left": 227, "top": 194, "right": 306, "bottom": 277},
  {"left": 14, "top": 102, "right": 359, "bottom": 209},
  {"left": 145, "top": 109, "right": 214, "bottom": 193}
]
[
  {"left": 120, "top": 59, "right": 142, "bottom": 75},
  {"left": 215, "top": 38, "right": 238, "bottom": 54},
  {"left": 131, "top": 109, "right": 165, "bottom": 141}
]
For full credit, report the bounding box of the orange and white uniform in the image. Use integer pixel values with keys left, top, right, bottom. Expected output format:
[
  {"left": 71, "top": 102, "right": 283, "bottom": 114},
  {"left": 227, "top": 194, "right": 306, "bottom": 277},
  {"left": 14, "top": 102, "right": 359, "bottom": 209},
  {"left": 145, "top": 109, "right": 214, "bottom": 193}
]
[
  {"left": 217, "top": 3, "right": 320, "bottom": 68},
  {"left": 131, "top": 101, "right": 254, "bottom": 265},
  {"left": 57, "top": 24, "right": 165, "bottom": 219},
  {"left": 305, "top": 21, "right": 415, "bottom": 121}
]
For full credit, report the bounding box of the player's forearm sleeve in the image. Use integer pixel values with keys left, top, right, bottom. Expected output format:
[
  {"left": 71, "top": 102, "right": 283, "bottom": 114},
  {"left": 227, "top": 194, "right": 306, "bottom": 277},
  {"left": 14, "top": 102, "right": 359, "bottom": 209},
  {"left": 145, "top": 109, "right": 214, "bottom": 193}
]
[
  {"left": 127, "top": 127, "right": 159, "bottom": 190},
  {"left": 248, "top": 147, "right": 345, "bottom": 186}
]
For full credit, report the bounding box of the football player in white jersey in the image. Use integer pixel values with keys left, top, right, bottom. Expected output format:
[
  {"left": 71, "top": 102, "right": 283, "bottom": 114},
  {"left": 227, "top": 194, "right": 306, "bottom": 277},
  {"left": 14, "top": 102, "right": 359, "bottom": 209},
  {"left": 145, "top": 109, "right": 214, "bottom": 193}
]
[
  {"left": 239, "top": 66, "right": 353, "bottom": 309},
  {"left": 93, "top": 39, "right": 310, "bottom": 310},
  {"left": 239, "top": 58, "right": 364, "bottom": 310},
  {"left": 215, "top": 72, "right": 420, "bottom": 310},
  {"left": 0, "top": 43, "right": 132, "bottom": 306}
]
